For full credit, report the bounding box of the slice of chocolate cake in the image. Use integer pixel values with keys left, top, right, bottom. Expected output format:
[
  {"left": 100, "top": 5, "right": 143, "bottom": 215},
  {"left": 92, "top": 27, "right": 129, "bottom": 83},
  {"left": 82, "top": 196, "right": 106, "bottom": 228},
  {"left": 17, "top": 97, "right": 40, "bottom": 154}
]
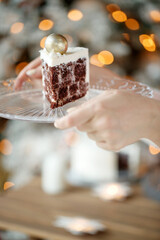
[{"left": 40, "top": 45, "right": 89, "bottom": 109}]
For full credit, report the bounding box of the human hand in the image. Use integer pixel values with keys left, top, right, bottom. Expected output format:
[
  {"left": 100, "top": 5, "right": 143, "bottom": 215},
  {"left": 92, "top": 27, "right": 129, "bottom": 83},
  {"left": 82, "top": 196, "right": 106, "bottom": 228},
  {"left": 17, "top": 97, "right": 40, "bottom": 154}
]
[
  {"left": 14, "top": 57, "right": 42, "bottom": 90},
  {"left": 54, "top": 90, "right": 160, "bottom": 151}
]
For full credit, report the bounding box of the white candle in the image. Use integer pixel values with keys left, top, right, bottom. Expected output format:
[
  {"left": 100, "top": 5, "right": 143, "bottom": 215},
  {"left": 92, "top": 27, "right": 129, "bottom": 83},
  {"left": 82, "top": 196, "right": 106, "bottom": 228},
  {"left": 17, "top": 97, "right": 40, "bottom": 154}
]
[
  {"left": 69, "top": 133, "right": 118, "bottom": 185},
  {"left": 41, "top": 152, "right": 67, "bottom": 194}
]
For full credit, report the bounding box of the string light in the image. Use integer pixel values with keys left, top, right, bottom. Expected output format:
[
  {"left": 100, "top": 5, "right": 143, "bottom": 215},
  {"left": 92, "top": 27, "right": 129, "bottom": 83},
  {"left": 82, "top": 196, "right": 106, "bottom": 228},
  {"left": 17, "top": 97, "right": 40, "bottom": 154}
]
[
  {"left": 68, "top": 9, "right": 83, "bottom": 21},
  {"left": 112, "top": 10, "right": 127, "bottom": 22},
  {"left": 139, "top": 34, "right": 156, "bottom": 52},
  {"left": 122, "top": 33, "right": 130, "bottom": 41},
  {"left": 4, "top": 182, "right": 15, "bottom": 191},
  {"left": 125, "top": 18, "right": 140, "bottom": 30},
  {"left": 90, "top": 54, "right": 104, "bottom": 67},
  {"left": 0, "top": 139, "right": 13, "bottom": 155},
  {"left": 40, "top": 36, "right": 47, "bottom": 48},
  {"left": 150, "top": 10, "right": 160, "bottom": 22},
  {"left": 10, "top": 22, "right": 24, "bottom": 34},
  {"left": 150, "top": 34, "right": 155, "bottom": 40},
  {"left": 106, "top": 4, "right": 120, "bottom": 13},
  {"left": 98, "top": 51, "right": 114, "bottom": 65},
  {"left": 15, "top": 62, "right": 28, "bottom": 75},
  {"left": 39, "top": 19, "right": 54, "bottom": 31},
  {"left": 149, "top": 145, "right": 160, "bottom": 155}
]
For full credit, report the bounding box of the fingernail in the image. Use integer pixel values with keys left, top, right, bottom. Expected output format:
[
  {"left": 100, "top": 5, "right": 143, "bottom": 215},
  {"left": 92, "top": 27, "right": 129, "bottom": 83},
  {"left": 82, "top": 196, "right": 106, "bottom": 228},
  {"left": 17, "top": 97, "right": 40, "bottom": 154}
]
[
  {"left": 26, "top": 69, "right": 36, "bottom": 76},
  {"left": 54, "top": 121, "right": 60, "bottom": 128},
  {"left": 54, "top": 120, "right": 64, "bottom": 129},
  {"left": 54, "top": 117, "right": 67, "bottom": 129}
]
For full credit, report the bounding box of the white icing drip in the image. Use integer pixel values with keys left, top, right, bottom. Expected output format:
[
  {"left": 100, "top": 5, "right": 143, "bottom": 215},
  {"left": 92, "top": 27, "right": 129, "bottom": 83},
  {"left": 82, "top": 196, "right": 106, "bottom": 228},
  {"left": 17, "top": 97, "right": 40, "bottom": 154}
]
[
  {"left": 40, "top": 47, "right": 88, "bottom": 67},
  {"left": 40, "top": 47, "right": 89, "bottom": 84}
]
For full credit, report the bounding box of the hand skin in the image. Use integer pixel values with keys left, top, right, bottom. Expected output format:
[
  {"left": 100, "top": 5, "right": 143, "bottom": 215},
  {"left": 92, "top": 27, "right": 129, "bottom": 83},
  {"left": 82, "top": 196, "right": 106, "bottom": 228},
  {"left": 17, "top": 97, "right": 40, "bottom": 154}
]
[
  {"left": 14, "top": 59, "right": 160, "bottom": 150},
  {"left": 54, "top": 90, "right": 160, "bottom": 151},
  {"left": 14, "top": 57, "right": 42, "bottom": 90}
]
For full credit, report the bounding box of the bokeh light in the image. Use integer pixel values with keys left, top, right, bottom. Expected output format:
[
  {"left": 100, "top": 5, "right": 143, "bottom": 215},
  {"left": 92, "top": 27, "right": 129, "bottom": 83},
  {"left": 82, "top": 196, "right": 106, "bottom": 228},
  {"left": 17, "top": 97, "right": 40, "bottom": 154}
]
[
  {"left": 15, "top": 62, "right": 28, "bottom": 75},
  {"left": 10, "top": 22, "right": 24, "bottom": 34},
  {"left": 98, "top": 51, "right": 114, "bottom": 65},
  {"left": 122, "top": 33, "right": 130, "bottom": 41},
  {"left": 40, "top": 36, "right": 47, "bottom": 48},
  {"left": 150, "top": 10, "right": 160, "bottom": 22},
  {"left": 0, "top": 139, "right": 13, "bottom": 155},
  {"left": 39, "top": 19, "right": 54, "bottom": 31},
  {"left": 149, "top": 145, "right": 160, "bottom": 155},
  {"left": 4, "top": 182, "right": 15, "bottom": 191},
  {"left": 150, "top": 34, "right": 155, "bottom": 40},
  {"left": 112, "top": 11, "right": 127, "bottom": 22},
  {"left": 139, "top": 34, "right": 156, "bottom": 52},
  {"left": 125, "top": 18, "right": 140, "bottom": 30},
  {"left": 106, "top": 4, "right": 120, "bottom": 13},
  {"left": 68, "top": 9, "right": 83, "bottom": 21},
  {"left": 90, "top": 54, "right": 104, "bottom": 67}
]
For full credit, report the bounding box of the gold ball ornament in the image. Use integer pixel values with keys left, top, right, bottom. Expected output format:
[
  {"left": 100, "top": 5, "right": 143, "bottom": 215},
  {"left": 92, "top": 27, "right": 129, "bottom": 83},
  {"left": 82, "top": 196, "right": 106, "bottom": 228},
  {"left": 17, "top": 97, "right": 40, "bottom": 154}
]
[{"left": 45, "top": 33, "right": 68, "bottom": 54}]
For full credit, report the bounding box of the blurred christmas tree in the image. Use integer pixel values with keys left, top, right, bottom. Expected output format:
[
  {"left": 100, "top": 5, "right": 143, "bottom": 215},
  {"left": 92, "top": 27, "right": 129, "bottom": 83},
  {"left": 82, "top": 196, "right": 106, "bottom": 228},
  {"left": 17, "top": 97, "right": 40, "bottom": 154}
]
[
  {"left": 0, "top": 0, "right": 160, "bottom": 87},
  {"left": 103, "top": 0, "right": 160, "bottom": 87}
]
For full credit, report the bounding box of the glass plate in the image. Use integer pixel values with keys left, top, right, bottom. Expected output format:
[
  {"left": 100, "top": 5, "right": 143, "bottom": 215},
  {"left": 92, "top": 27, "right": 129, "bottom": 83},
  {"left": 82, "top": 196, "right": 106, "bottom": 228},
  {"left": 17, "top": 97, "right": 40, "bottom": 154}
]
[{"left": 0, "top": 77, "right": 153, "bottom": 123}]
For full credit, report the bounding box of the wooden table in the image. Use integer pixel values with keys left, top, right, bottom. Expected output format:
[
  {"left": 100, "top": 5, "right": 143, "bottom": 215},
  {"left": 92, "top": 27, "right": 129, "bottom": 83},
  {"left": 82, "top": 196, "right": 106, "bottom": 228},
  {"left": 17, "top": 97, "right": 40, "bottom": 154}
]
[{"left": 0, "top": 177, "right": 160, "bottom": 240}]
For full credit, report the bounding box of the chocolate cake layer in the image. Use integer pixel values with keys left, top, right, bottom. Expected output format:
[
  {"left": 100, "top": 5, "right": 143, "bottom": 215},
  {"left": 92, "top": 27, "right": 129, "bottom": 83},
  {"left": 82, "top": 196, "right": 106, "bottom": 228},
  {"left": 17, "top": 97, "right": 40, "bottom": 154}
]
[{"left": 42, "top": 58, "right": 89, "bottom": 108}]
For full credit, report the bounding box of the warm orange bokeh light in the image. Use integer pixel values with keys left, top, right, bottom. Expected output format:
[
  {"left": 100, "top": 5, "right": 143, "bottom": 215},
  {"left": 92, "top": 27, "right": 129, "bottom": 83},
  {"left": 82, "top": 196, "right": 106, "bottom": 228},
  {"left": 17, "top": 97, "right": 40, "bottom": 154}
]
[
  {"left": 4, "top": 182, "right": 15, "bottom": 191},
  {"left": 112, "top": 10, "right": 127, "bottom": 22},
  {"left": 68, "top": 9, "right": 83, "bottom": 21},
  {"left": 150, "top": 34, "right": 155, "bottom": 40},
  {"left": 40, "top": 36, "right": 47, "bottom": 48},
  {"left": 98, "top": 51, "right": 114, "bottom": 65},
  {"left": 125, "top": 18, "right": 140, "bottom": 30},
  {"left": 149, "top": 145, "right": 160, "bottom": 155},
  {"left": 139, "top": 34, "right": 156, "bottom": 52},
  {"left": 39, "top": 19, "right": 54, "bottom": 31},
  {"left": 15, "top": 62, "right": 28, "bottom": 75},
  {"left": 0, "top": 139, "right": 13, "bottom": 155},
  {"left": 143, "top": 39, "right": 154, "bottom": 48},
  {"left": 139, "top": 34, "right": 150, "bottom": 43},
  {"left": 150, "top": 10, "right": 160, "bottom": 22},
  {"left": 10, "top": 22, "right": 24, "bottom": 34},
  {"left": 90, "top": 54, "right": 104, "bottom": 67},
  {"left": 106, "top": 4, "right": 120, "bottom": 13},
  {"left": 122, "top": 33, "right": 130, "bottom": 41}
]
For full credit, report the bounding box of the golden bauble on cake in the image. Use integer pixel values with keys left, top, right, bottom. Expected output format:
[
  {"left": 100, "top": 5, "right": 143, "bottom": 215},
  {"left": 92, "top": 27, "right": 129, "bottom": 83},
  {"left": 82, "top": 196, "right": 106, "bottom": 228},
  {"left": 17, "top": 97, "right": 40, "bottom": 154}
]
[{"left": 45, "top": 33, "right": 68, "bottom": 54}]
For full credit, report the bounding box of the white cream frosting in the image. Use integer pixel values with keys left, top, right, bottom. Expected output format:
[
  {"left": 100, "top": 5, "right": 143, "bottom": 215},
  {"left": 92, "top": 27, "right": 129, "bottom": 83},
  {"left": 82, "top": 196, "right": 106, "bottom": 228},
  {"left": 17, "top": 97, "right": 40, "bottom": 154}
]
[
  {"left": 40, "top": 47, "right": 89, "bottom": 84},
  {"left": 40, "top": 47, "right": 88, "bottom": 67}
]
